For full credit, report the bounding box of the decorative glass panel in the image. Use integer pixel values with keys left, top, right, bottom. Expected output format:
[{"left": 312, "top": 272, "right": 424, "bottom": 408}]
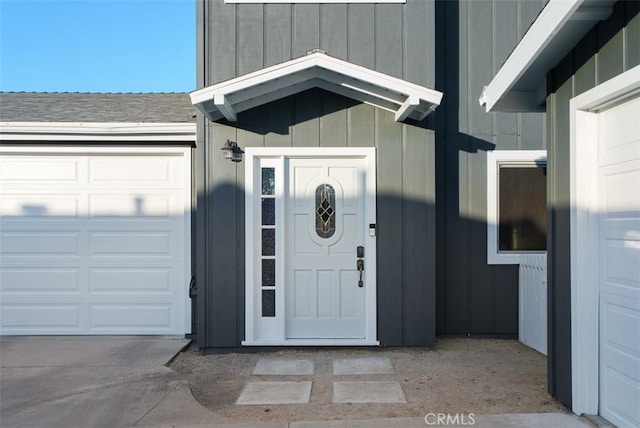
[
  {"left": 498, "top": 165, "right": 547, "bottom": 251},
  {"left": 315, "top": 184, "right": 336, "bottom": 239},
  {"left": 262, "top": 229, "right": 275, "bottom": 256},
  {"left": 262, "top": 168, "right": 275, "bottom": 195},
  {"left": 262, "top": 290, "right": 275, "bottom": 317},
  {"left": 262, "top": 198, "right": 275, "bottom": 225},
  {"left": 262, "top": 259, "right": 275, "bottom": 286}
]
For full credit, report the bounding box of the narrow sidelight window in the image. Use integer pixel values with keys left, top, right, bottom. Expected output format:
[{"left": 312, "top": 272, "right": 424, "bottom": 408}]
[{"left": 260, "top": 167, "right": 276, "bottom": 317}]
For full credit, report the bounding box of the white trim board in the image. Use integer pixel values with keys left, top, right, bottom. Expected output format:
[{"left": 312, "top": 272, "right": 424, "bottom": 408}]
[
  {"left": 0, "top": 122, "right": 196, "bottom": 142},
  {"left": 570, "top": 64, "right": 640, "bottom": 415}
]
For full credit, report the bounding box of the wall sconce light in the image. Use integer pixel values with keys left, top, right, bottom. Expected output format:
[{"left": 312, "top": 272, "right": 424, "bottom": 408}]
[{"left": 221, "top": 139, "right": 244, "bottom": 162}]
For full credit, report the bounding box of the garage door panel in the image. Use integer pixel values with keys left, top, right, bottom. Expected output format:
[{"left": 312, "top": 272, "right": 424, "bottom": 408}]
[
  {"left": 89, "top": 268, "right": 172, "bottom": 293},
  {"left": 603, "top": 242, "right": 640, "bottom": 290},
  {"left": 599, "top": 96, "right": 640, "bottom": 166},
  {"left": 88, "top": 155, "right": 183, "bottom": 188},
  {"left": 1, "top": 304, "right": 82, "bottom": 331},
  {"left": 602, "top": 297, "right": 640, "bottom": 358},
  {"left": 0, "top": 156, "right": 81, "bottom": 183},
  {"left": 89, "top": 194, "right": 177, "bottom": 218},
  {"left": 601, "top": 366, "right": 640, "bottom": 428},
  {"left": 601, "top": 164, "right": 640, "bottom": 214},
  {"left": 90, "top": 304, "right": 173, "bottom": 330},
  {"left": 1, "top": 268, "right": 82, "bottom": 292},
  {"left": 1, "top": 194, "right": 81, "bottom": 217},
  {"left": 1, "top": 231, "right": 82, "bottom": 255},
  {"left": 89, "top": 231, "right": 173, "bottom": 256}
]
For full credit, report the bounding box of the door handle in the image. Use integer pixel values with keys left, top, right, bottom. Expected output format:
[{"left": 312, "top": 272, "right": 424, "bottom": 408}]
[{"left": 357, "top": 259, "right": 364, "bottom": 287}]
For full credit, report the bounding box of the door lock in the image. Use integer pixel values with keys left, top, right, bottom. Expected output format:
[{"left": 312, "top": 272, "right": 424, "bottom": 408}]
[{"left": 357, "top": 259, "right": 364, "bottom": 287}]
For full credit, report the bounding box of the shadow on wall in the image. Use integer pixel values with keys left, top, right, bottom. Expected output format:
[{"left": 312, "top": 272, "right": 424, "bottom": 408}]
[{"left": 196, "top": 175, "right": 523, "bottom": 349}]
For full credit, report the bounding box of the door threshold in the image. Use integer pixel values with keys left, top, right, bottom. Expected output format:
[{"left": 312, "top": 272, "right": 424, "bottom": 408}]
[{"left": 242, "top": 339, "right": 380, "bottom": 347}]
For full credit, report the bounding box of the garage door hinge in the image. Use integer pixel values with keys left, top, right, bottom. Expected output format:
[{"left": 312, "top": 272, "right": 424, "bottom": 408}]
[{"left": 189, "top": 275, "right": 197, "bottom": 298}]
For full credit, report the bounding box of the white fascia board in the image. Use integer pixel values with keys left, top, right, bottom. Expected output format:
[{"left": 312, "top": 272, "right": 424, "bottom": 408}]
[
  {"left": 0, "top": 122, "right": 196, "bottom": 142},
  {"left": 479, "top": 0, "right": 585, "bottom": 112}
]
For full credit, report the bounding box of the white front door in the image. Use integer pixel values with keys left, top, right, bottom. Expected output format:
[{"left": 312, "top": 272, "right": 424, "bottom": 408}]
[
  {"left": 286, "top": 157, "right": 366, "bottom": 339},
  {"left": 597, "top": 94, "right": 640, "bottom": 428},
  {"left": 244, "top": 148, "right": 377, "bottom": 346}
]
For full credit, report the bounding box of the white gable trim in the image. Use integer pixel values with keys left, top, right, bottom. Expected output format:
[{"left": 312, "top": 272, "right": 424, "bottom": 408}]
[
  {"left": 191, "top": 52, "right": 442, "bottom": 123},
  {"left": 0, "top": 122, "right": 196, "bottom": 142},
  {"left": 479, "top": 0, "right": 614, "bottom": 112}
]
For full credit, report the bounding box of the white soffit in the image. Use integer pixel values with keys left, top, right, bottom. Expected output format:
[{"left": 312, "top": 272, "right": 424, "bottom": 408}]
[
  {"left": 190, "top": 51, "right": 443, "bottom": 123},
  {"left": 479, "top": 0, "right": 614, "bottom": 112}
]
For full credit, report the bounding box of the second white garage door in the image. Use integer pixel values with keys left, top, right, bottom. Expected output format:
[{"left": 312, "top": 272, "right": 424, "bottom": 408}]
[
  {"left": 0, "top": 146, "right": 191, "bottom": 335},
  {"left": 597, "top": 94, "right": 640, "bottom": 428}
]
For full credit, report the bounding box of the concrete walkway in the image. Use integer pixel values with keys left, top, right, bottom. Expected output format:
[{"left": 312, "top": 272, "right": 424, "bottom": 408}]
[{"left": 0, "top": 336, "right": 596, "bottom": 427}]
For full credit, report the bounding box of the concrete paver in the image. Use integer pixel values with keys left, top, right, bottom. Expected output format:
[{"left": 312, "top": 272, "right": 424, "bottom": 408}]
[
  {"left": 252, "top": 358, "right": 315, "bottom": 375},
  {"left": 332, "top": 357, "right": 394, "bottom": 375},
  {"left": 332, "top": 381, "right": 406, "bottom": 404},
  {"left": 236, "top": 381, "right": 313, "bottom": 405}
]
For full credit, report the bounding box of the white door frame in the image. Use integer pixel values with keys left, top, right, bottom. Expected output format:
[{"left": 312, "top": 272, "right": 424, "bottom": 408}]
[
  {"left": 570, "top": 65, "right": 640, "bottom": 414},
  {"left": 243, "top": 147, "right": 378, "bottom": 346}
]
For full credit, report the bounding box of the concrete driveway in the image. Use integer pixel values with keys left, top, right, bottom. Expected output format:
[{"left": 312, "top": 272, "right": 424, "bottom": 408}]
[{"left": 0, "top": 336, "right": 213, "bottom": 427}]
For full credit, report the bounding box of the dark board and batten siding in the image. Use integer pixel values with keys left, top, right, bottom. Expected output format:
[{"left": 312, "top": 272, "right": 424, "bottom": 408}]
[
  {"left": 545, "top": 0, "right": 640, "bottom": 408},
  {"left": 434, "top": 0, "right": 546, "bottom": 336},
  {"left": 195, "top": 0, "right": 437, "bottom": 348},
  {"left": 193, "top": 0, "right": 548, "bottom": 349}
]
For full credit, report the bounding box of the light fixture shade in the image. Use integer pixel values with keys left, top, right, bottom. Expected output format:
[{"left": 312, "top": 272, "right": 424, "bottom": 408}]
[{"left": 221, "top": 139, "right": 244, "bottom": 162}]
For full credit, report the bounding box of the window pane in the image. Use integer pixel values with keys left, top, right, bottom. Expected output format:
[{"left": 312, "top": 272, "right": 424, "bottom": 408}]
[
  {"left": 262, "top": 198, "right": 275, "bottom": 225},
  {"left": 262, "top": 229, "right": 275, "bottom": 256},
  {"left": 262, "top": 290, "right": 275, "bottom": 317},
  {"left": 315, "top": 184, "right": 336, "bottom": 238},
  {"left": 498, "top": 165, "right": 547, "bottom": 251},
  {"left": 262, "top": 168, "right": 275, "bottom": 195},
  {"left": 262, "top": 259, "right": 275, "bottom": 286}
]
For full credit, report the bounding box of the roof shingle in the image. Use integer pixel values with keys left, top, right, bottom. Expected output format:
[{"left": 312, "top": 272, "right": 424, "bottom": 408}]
[{"left": 0, "top": 92, "right": 196, "bottom": 123}]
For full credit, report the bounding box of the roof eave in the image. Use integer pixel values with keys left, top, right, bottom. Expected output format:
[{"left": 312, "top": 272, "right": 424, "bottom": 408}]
[{"left": 479, "top": 0, "right": 614, "bottom": 113}]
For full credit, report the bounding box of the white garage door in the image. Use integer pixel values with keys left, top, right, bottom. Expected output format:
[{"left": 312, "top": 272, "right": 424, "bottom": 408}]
[
  {"left": 598, "top": 94, "right": 640, "bottom": 427},
  {"left": 0, "top": 147, "right": 191, "bottom": 335}
]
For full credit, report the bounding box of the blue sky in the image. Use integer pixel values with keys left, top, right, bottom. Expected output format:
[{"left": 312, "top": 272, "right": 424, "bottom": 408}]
[{"left": 0, "top": 0, "right": 195, "bottom": 93}]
